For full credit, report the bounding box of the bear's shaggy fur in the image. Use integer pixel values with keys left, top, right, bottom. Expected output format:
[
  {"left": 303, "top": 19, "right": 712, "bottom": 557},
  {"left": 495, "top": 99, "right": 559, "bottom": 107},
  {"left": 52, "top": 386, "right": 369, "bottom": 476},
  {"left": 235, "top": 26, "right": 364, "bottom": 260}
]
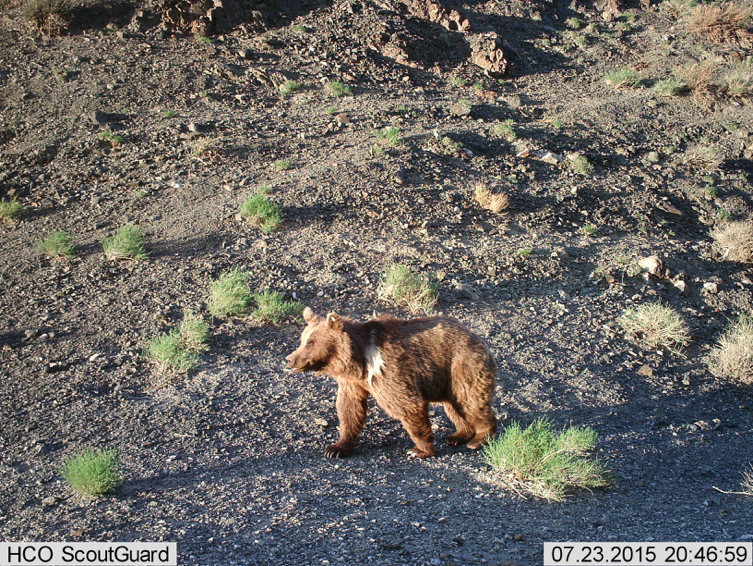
[{"left": 286, "top": 307, "right": 497, "bottom": 458}]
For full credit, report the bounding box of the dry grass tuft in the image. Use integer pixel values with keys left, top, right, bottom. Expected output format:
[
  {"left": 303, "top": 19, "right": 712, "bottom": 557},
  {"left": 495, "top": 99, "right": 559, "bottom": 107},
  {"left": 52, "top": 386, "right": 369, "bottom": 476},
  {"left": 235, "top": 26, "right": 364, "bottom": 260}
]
[
  {"left": 682, "top": 144, "right": 723, "bottom": 172},
  {"left": 707, "top": 312, "right": 753, "bottom": 384},
  {"left": 620, "top": 303, "right": 690, "bottom": 352},
  {"left": 474, "top": 183, "right": 510, "bottom": 214},
  {"left": 22, "top": 0, "right": 76, "bottom": 35},
  {"left": 674, "top": 60, "right": 719, "bottom": 94},
  {"left": 687, "top": 2, "right": 752, "bottom": 45},
  {"left": 711, "top": 220, "right": 753, "bottom": 263}
]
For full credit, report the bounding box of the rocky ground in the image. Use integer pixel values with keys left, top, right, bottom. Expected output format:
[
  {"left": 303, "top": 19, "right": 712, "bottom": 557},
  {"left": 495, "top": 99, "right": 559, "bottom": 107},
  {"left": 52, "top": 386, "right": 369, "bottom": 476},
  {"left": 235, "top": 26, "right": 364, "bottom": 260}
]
[{"left": 1, "top": 0, "right": 752, "bottom": 565}]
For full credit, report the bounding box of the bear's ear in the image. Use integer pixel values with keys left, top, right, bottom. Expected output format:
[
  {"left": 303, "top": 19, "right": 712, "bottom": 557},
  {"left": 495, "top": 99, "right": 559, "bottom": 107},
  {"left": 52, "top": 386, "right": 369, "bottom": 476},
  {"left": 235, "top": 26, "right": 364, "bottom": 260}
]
[
  {"left": 326, "top": 312, "right": 343, "bottom": 331},
  {"left": 303, "top": 307, "right": 319, "bottom": 324}
]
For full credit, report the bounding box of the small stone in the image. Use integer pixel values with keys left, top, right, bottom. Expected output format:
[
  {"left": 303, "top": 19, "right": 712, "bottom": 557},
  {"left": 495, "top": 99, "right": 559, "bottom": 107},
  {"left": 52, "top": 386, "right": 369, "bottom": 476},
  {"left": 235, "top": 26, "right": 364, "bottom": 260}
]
[
  {"left": 41, "top": 496, "right": 59, "bottom": 507},
  {"left": 638, "top": 364, "right": 654, "bottom": 377},
  {"left": 639, "top": 255, "right": 665, "bottom": 277},
  {"left": 450, "top": 102, "right": 472, "bottom": 117},
  {"left": 513, "top": 533, "right": 523, "bottom": 541},
  {"left": 702, "top": 282, "right": 718, "bottom": 294},
  {"left": 314, "top": 418, "right": 328, "bottom": 427}
]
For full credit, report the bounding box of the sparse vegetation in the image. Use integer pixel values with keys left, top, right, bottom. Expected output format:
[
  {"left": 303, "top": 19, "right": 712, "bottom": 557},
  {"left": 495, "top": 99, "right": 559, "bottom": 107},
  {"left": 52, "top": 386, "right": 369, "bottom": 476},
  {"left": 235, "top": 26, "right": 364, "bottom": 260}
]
[
  {"left": 37, "top": 230, "right": 76, "bottom": 259},
  {"left": 483, "top": 419, "right": 611, "bottom": 502},
  {"left": 682, "top": 144, "right": 722, "bottom": 172},
  {"left": 61, "top": 448, "right": 122, "bottom": 497},
  {"left": 493, "top": 119, "right": 516, "bottom": 142},
  {"left": 674, "top": 59, "right": 718, "bottom": 93},
  {"left": 448, "top": 76, "right": 467, "bottom": 87},
  {"left": 474, "top": 183, "right": 509, "bottom": 214},
  {"left": 325, "top": 81, "right": 351, "bottom": 97},
  {"left": 190, "top": 138, "right": 216, "bottom": 158},
  {"left": 566, "top": 17, "right": 584, "bottom": 29},
  {"left": 207, "top": 269, "right": 252, "bottom": 318},
  {"left": 98, "top": 130, "right": 123, "bottom": 147},
  {"left": 376, "top": 125, "right": 401, "bottom": 147},
  {"left": 707, "top": 312, "right": 753, "bottom": 384},
  {"left": 378, "top": 263, "right": 438, "bottom": 315},
  {"left": 163, "top": 109, "right": 177, "bottom": 118},
  {"left": 567, "top": 154, "right": 595, "bottom": 177},
  {"left": 652, "top": 78, "right": 686, "bottom": 97},
  {"left": 582, "top": 223, "right": 598, "bottom": 236},
  {"left": 603, "top": 68, "right": 641, "bottom": 88},
  {"left": 720, "top": 60, "right": 753, "bottom": 97},
  {"left": 22, "top": 0, "right": 76, "bottom": 35},
  {"left": 711, "top": 220, "right": 753, "bottom": 263},
  {"left": 146, "top": 311, "right": 209, "bottom": 373},
  {"left": 102, "top": 225, "right": 147, "bottom": 261},
  {"left": 686, "top": 2, "right": 752, "bottom": 44},
  {"left": 273, "top": 158, "right": 292, "bottom": 171},
  {"left": 239, "top": 189, "right": 283, "bottom": 233},
  {"left": 251, "top": 290, "right": 303, "bottom": 324},
  {"left": 0, "top": 198, "right": 24, "bottom": 223},
  {"left": 515, "top": 247, "right": 534, "bottom": 258},
  {"left": 279, "top": 79, "right": 301, "bottom": 95},
  {"left": 619, "top": 303, "right": 690, "bottom": 351}
]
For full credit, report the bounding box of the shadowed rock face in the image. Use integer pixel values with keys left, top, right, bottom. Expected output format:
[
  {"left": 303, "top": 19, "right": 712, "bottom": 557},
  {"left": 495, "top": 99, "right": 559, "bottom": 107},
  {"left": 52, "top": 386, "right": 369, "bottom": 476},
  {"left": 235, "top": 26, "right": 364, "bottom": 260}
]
[{"left": 148, "top": 0, "right": 509, "bottom": 76}]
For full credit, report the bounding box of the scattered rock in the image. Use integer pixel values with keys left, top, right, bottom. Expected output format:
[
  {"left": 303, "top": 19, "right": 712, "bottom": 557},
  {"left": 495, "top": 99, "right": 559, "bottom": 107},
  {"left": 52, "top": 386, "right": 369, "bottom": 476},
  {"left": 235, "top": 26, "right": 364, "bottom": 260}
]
[
  {"left": 638, "top": 255, "right": 665, "bottom": 277},
  {"left": 702, "top": 282, "right": 719, "bottom": 294},
  {"left": 469, "top": 32, "right": 509, "bottom": 77},
  {"left": 41, "top": 496, "right": 59, "bottom": 507}
]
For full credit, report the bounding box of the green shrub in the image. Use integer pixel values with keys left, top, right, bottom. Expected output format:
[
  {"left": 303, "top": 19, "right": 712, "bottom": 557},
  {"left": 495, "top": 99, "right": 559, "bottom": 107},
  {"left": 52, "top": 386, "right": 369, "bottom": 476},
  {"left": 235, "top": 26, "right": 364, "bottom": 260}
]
[
  {"left": 566, "top": 17, "right": 584, "bottom": 29},
  {"left": 279, "top": 79, "right": 301, "bottom": 95},
  {"left": 567, "top": 154, "right": 595, "bottom": 177},
  {"left": 38, "top": 230, "right": 76, "bottom": 259},
  {"left": 619, "top": 303, "right": 690, "bottom": 351},
  {"left": 652, "top": 78, "right": 686, "bottom": 97},
  {"left": 582, "top": 223, "right": 598, "bottom": 236},
  {"left": 376, "top": 126, "right": 401, "bottom": 147},
  {"left": 251, "top": 289, "right": 303, "bottom": 324},
  {"left": 146, "top": 312, "right": 209, "bottom": 372},
  {"left": 0, "top": 198, "right": 24, "bottom": 223},
  {"left": 98, "top": 130, "right": 123, "bottom": 147},
  {"left": 273, "top": 158, "right": 292, "bottom": 171},
  {"left": 378, "top": 264, "right": 438, "bottom": 314},
  {"left": 207, "top": 269, "right": 252, "bottom": 318},
  {"left": 61, "top": 448, "right": 122, "bottom": 497},
  {"left": 239, "top": 190, "right": 283, "bottom": 233},
  {"left": 102, "top": 225, "right": 147, "bottom": 261},
  {"left": 483, "top": 419, "right": 611, "bottom": 501},
  {"left": 493, "top": 119, "right": 516, "bottom": 142},
  {"left": 603, "top": 68, "right": 641, "bottom": 88},
  {"left": 325, "top": 81, "right": 351, "bottom": 98},
  {"left": 707, "top": 312, "right": 753, "bottom": 384}
]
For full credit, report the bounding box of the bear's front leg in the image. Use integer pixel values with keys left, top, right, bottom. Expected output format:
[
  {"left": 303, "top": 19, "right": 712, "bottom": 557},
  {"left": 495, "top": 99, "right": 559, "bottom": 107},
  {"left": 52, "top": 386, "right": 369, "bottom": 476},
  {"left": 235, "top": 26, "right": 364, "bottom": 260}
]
[
  {"left": 326, "top": 382, "right": 369, "bottom": 458},
  {"left": 400, "top": 403, "right": 435, "bottom": 459}
]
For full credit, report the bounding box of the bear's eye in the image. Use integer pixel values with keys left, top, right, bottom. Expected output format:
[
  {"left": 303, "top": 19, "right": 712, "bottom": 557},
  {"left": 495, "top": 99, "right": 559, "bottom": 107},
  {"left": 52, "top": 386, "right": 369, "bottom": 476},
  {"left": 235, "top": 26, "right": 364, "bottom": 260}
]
[{"left": 305, "top": 340, "right": 315, "bottom": 348}]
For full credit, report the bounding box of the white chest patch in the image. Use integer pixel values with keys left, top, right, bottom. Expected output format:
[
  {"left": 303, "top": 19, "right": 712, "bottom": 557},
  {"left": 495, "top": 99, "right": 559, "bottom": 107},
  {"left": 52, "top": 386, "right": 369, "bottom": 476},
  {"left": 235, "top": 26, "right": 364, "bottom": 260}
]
[{"left": 365, "top": 339, "right": 385, "bottom": 389}]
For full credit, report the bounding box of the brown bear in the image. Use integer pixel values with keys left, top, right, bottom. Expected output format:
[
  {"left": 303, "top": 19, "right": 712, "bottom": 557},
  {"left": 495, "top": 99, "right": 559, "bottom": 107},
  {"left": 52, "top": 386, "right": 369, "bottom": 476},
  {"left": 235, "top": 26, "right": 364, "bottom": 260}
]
[{"left": 286, "top": 307, "right": 497, "bottom": 458}]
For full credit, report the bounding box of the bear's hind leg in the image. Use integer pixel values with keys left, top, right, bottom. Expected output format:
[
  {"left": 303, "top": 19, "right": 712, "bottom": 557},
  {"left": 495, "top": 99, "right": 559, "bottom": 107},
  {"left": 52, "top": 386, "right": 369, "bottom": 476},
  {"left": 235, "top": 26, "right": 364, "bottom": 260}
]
[
  {"left": 326, "top": 383, "right": 368, "bottom": 458},
  {"left": 444, "top": 402, "right": 476, "bottom": 446}
]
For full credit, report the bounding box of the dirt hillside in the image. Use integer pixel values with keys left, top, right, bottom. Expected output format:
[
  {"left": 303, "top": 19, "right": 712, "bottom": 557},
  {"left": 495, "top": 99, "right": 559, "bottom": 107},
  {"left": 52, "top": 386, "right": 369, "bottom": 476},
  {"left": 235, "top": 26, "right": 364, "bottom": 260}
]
[{"left": 1, "top": 0, "right": 752, "bottom": 565}]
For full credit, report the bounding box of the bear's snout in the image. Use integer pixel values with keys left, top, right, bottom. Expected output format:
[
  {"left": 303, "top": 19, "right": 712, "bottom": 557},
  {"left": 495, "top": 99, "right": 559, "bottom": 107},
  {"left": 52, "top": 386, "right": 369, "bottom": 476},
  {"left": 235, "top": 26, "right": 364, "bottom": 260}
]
[{"left": 285, "top": 351, "right": 305, "bottom": 372}]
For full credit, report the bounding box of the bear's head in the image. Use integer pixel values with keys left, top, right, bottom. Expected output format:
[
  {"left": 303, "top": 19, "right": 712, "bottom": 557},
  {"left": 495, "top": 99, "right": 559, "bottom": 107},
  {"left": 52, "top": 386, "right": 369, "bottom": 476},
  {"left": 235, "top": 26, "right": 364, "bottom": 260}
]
[{"left": 286, "top": 307, "right": 345, "bottom": 373}]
